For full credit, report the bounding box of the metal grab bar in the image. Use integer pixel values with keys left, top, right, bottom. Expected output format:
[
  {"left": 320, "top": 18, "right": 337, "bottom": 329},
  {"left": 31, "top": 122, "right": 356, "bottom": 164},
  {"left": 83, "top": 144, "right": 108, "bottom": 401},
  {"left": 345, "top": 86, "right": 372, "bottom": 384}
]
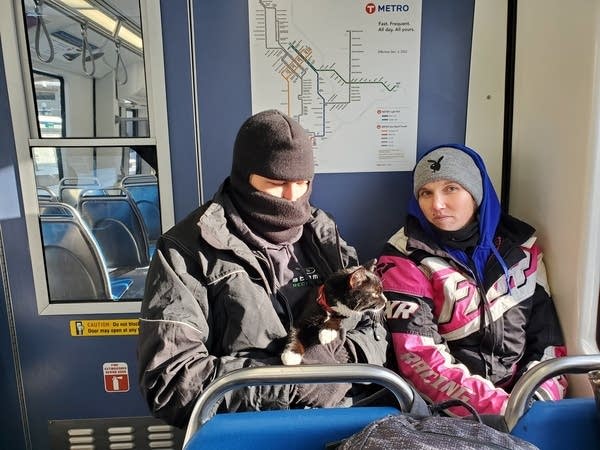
[
  {"left": 504, "top": 354, "right": 600, "bottom": 431},
  {"left": 183, "top": 363, "right": 414, "bottom": 446}
]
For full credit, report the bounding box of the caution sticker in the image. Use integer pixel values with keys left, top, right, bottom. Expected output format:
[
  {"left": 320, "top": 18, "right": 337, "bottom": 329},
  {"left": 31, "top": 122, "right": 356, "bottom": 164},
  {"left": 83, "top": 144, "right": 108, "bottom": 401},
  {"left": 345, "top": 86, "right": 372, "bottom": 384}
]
[{"left": 70, "top": 319, "right": 140, "bottom": 336}]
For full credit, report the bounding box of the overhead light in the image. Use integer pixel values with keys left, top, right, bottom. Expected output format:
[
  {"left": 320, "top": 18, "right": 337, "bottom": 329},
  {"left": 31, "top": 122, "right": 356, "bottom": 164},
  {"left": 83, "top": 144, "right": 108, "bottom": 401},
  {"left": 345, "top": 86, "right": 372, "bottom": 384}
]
[
  {"left": 80, "top": 9, "right": 118, "bottom": 34},
  {"left": 46, "top": 0, "right": 142, "bottom": 52},
  {"left": 59, "top": 0, "right": 117, "bottom": 34},
  {"left": 59, "top": 0, "right": 91, "bottom": 8},
  {"left": 117, "top": 24, "right": 143, "bottom": 50}
]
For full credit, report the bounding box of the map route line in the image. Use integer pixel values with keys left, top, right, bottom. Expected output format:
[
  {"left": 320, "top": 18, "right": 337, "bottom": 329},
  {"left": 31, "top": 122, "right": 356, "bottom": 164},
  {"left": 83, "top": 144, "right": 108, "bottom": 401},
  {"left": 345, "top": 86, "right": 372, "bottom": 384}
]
[
  {"left": 250, "top": 0, "right": 421, "bottom": 173},
  {"left": 255, "top": 0, "right": 400, "bottom": 138},
  {"left": 288, "top": 40, "right": 398, "bottom": 93}
]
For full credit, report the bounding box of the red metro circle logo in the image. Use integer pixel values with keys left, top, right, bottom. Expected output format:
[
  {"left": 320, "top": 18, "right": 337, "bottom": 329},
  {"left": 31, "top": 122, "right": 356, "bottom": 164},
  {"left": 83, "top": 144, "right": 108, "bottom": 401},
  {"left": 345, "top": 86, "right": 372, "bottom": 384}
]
[{"left": 366, "top": 3, "right": 376, "bottom": 14}]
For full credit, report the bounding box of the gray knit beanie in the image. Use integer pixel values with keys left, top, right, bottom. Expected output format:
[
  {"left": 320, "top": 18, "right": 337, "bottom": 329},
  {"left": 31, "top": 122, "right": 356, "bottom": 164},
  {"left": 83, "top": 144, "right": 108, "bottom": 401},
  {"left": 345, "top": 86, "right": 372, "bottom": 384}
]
[
  {"left": 413, "top": 147, "right": 483, "bottom": 206},
  {"left": 231, "top": 109, "right": 314, "bottom": 184}
]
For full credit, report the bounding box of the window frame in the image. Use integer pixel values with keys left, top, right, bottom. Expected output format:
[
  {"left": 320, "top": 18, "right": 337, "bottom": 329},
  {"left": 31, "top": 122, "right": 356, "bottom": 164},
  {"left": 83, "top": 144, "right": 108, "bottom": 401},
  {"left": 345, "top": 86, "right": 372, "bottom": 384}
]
[{"left": 3, "top": 0, "right": 174, "bottom": 315}]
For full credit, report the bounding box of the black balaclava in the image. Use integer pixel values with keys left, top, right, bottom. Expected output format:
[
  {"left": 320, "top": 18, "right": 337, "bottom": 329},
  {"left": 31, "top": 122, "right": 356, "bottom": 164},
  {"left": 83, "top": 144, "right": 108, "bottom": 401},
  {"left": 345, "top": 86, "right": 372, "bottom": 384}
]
[{"left": 229, "top": 109, "right": 314, "bottom": 245}]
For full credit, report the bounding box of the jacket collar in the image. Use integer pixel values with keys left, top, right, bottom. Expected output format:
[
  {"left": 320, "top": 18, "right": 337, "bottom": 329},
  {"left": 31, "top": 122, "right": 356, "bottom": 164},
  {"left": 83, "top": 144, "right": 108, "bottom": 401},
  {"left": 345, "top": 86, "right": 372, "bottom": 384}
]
[
  {"left": 400, "top": 213, "right": 535, "bottom": 285},
  {"left": 197, "top": 179, "right": 348, "bottom": 281}
]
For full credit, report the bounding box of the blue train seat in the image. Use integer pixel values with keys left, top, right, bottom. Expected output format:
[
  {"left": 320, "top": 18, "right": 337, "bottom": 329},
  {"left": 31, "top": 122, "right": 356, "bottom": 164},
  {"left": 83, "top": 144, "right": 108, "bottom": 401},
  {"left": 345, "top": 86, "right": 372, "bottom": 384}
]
[
  {"left": 120, "top": 174, "right": 160, "bottom": 257},
  {"left": 511, "top": 398, "right": 599, "bottom": 450},
  {"left": 39, "top": 202, "right": 131, "bottom": 301},
  {"left": 183, "top": 365, "right": 414, "bottom": 450},
  {"left": 187, "top": 407, "right": 399, "bottom": 450},
  {"left": 58, "top": 176, "right": 100, "bottom": 208},
  {"left": 182, "top": 359, "right": 600, "bottom": 450},
  {"left": 505, "top": 355, "right": 600, "bottom": 450},
  {"left": 77, "top": 188, "right": 150, "bottom": 269}
]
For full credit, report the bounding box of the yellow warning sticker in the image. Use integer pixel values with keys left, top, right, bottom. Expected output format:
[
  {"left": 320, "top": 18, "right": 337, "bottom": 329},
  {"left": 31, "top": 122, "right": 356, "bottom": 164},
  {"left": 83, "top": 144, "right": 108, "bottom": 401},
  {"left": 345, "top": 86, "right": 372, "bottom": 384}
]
[{"left": 70, "top": 319, "right": 140, "bottom": 336}]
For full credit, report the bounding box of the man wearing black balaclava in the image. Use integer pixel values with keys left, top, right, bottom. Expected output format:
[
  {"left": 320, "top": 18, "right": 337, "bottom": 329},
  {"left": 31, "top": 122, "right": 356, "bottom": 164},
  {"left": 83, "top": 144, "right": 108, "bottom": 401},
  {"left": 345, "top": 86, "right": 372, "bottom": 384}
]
[{"left": 137, "top": 110, "right": 390, "bottom": 428}]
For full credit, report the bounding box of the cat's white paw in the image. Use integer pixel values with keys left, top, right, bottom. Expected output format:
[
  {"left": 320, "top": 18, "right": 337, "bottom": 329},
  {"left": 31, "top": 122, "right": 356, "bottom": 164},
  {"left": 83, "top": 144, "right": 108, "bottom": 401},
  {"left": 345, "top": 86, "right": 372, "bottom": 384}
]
[
  {"left": 281, "top": 350, "right": 303, "bottom": 365},
  {"left": 319, "top": 328, "right": 338, "bottom": 344}
]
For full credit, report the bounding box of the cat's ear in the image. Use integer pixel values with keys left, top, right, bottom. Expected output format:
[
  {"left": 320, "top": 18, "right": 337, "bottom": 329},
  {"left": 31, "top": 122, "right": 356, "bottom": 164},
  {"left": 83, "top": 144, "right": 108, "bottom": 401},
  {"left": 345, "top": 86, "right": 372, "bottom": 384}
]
[
  {"left": 364, "top": 258, "right": 377, "bottom": 272},
  {"left": 349, "top": 267, "right": 368, "bottom": 288}
]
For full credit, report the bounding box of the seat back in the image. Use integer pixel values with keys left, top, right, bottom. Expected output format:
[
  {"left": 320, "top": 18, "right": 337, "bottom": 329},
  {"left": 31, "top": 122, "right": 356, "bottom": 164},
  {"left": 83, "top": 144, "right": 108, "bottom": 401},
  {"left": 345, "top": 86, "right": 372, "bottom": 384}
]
[
  {"left": 511, "top": 398, "right": 599, "bottom": 450},
  {"left": 183, "top": 364, "right": 414, "bottom": 449},
  {"left": 37, "top": 186, "right": 58, "bottom": 202},
  {"left": 186, "top": 407, "right": 399, "bottom": 450},
  {"left": 39, "top": 201, "right": 112, "bottom": 301},
  {"left": 77, "top": 188, "right": 150, "bottom": 269},
  {"left": 120, "top": 174, "right": 161, "bottom": 244},
  {"left": 58, "top": 176, "right": 100, "bottom": 208}
]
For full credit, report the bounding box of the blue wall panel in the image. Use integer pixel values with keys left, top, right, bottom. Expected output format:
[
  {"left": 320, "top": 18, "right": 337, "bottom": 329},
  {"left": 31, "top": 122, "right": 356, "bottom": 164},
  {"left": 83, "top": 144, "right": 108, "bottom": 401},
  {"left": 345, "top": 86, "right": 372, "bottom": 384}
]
[
  {"left": 161, "top": 0, "right": 201, "bottom": 220},
  {"left": 190, "top": 0, "right": 474, "bottom": 260},
  {"left": 194, "top": 1, "right": 253, "bottom": 200},
  {"left": 0, "top": 44, "right": 27, "bottom": 450}
]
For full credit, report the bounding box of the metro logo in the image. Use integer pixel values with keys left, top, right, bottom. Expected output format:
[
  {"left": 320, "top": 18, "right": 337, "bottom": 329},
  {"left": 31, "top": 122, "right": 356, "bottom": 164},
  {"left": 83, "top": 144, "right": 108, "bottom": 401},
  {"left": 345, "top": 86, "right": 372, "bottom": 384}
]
[{"left": 365, "top": 3, "right": 411, "bottom": 14}]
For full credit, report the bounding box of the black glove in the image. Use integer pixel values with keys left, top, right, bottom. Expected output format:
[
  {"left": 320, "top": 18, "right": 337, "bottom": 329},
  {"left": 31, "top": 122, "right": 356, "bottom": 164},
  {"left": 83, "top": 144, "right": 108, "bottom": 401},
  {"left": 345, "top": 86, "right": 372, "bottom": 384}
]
[{"left": 293, "top": 337, "right": 352, "bottom": 408}]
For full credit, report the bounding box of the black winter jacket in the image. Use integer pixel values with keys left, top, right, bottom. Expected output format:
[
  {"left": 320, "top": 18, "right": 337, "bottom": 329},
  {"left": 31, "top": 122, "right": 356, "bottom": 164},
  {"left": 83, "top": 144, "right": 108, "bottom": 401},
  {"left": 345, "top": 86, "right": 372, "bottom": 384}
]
[{"left": 137, "top": 185, "right": 389, "bottom": 427}]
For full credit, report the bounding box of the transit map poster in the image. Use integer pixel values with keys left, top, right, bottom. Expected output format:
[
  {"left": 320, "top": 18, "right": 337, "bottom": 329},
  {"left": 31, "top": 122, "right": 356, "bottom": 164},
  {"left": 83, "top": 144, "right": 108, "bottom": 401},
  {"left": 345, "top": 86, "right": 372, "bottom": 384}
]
[{"left": 248, "top": 0, "right": 422, "bottom": 173}]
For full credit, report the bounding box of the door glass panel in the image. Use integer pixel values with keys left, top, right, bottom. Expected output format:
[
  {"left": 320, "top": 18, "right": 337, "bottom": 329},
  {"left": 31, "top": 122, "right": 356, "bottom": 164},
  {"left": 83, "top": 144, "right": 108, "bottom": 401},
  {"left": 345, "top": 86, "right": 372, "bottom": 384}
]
[
  {"left": 22, "top": 0, "right": 148, "bottom": 137},
  {"left": 33, "top": 145, "right": 159, "bottom": 302}
]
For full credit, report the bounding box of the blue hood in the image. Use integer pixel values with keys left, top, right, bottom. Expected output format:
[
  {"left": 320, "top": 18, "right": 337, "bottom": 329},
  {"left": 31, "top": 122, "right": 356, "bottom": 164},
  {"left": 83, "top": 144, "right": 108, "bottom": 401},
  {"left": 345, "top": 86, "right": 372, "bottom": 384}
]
[{"left": 408, "top": 143, "right": 508, "bottom": 283}]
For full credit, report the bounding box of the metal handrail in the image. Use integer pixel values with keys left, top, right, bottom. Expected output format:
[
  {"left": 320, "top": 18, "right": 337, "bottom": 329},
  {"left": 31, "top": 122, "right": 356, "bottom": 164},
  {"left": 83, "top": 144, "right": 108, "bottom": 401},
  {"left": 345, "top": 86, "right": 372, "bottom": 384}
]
[
  {"left": 183, "top": 363, "right": 414, "bottom": 446},
  {"left": 504, "top": 354, "right": 600, "bottom": 431}
]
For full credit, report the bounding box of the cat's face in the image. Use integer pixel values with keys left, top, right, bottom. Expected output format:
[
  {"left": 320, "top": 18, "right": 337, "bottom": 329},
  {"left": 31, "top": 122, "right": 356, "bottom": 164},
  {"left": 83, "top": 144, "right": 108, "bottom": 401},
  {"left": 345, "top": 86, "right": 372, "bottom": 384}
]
[{"left": 326, "top": 259, "right": 387, "bottom": 315}]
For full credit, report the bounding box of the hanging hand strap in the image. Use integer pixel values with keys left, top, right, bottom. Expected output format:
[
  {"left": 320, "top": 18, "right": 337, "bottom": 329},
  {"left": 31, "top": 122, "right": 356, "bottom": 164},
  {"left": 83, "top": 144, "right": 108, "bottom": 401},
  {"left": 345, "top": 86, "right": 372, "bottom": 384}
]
[
  {"left": 34, "top": 0, "right": 54, "bottom": 63},
  {"left": 80, "top": 23, "right": 96, "bottom": 77}
]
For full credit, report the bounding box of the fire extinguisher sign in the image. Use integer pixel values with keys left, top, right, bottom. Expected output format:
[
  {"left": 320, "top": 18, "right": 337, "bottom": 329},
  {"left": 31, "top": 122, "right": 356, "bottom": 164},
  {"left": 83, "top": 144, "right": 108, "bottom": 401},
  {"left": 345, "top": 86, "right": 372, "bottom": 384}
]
[{"left": 103, "top": 362, "right": 130, "bottom": 393}]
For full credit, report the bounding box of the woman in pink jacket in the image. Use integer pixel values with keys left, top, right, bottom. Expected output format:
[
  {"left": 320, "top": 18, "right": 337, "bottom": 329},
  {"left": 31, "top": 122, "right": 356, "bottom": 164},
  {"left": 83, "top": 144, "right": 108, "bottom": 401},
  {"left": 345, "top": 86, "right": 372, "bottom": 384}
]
[{"left": 378, "top": 144, "right": 567, "bottom": 416}]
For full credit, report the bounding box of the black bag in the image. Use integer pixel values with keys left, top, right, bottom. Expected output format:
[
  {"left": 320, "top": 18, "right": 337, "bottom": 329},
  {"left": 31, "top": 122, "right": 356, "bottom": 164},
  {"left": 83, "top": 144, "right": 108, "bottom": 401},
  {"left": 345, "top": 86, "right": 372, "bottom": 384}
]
[{"left": 334, "top": 400, "right": 538, "bottom": 450}]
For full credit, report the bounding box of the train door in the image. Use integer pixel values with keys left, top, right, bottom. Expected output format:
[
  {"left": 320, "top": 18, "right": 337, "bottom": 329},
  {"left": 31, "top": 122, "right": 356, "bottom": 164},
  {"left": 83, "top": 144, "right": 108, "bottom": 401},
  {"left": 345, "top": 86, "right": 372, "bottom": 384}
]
[{"left": 0, "top": 1, "right": 178, "bottom": 448}]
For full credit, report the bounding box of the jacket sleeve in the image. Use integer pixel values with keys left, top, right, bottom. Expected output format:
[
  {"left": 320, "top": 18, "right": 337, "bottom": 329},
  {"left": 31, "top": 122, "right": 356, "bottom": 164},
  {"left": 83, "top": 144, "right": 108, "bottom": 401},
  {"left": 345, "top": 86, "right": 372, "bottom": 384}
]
[
  {"left": 137, "top": 238, "right": 293, "bottom": 428},
  {"left": 378, "top": 252, "right": 510, "bottom": 416},
  {"left": 514, "top": 253, "right": 567, "bottom": 401},
  {"left": 345, "top": 318, "right": 390, "bottom": 366}
]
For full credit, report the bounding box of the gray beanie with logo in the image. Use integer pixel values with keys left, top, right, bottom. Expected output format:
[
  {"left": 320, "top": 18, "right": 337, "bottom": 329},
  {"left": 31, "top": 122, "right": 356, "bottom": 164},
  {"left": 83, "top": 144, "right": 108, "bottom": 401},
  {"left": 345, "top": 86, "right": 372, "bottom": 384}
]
[{"left": 413, "top": 147, "right": 483, "bottom": 206}]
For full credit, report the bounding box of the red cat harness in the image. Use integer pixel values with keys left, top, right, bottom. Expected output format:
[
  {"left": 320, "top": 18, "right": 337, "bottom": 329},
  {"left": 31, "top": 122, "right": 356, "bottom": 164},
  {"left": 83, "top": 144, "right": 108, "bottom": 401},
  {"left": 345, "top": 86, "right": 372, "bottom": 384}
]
[{"left": 316, "top": 285, "right": 334, "bottom": 313}]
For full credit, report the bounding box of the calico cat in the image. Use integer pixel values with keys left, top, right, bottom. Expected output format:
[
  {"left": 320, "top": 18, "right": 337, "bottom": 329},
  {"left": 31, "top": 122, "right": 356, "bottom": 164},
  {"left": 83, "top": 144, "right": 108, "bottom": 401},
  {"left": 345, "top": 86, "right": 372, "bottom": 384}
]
[{"left": 281, "top": 259, "right": 386, "bottom": 365}]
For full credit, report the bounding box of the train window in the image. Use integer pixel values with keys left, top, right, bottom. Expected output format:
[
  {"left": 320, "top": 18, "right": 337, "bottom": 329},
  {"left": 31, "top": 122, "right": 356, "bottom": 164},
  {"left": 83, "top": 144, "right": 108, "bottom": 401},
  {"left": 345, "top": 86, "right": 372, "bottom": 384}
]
[
  {"left": 34, "top": 145, "right": 160, "bottom": 303},
  {"left": 6, "top": 0, "right": 172, "bottom": 313},
  {"left": 22, "top": 0, "right": 148, "bottom": 138},
  {"left": 33, "top": 71, "right": 65, "bottom": 137}
]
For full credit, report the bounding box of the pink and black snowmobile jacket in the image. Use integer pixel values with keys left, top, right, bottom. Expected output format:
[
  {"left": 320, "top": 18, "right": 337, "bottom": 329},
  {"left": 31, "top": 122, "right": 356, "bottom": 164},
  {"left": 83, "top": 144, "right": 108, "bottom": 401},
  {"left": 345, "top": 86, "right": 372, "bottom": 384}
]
[{"left": 378, "top": 144, "right": 567, "bottom": 416}]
